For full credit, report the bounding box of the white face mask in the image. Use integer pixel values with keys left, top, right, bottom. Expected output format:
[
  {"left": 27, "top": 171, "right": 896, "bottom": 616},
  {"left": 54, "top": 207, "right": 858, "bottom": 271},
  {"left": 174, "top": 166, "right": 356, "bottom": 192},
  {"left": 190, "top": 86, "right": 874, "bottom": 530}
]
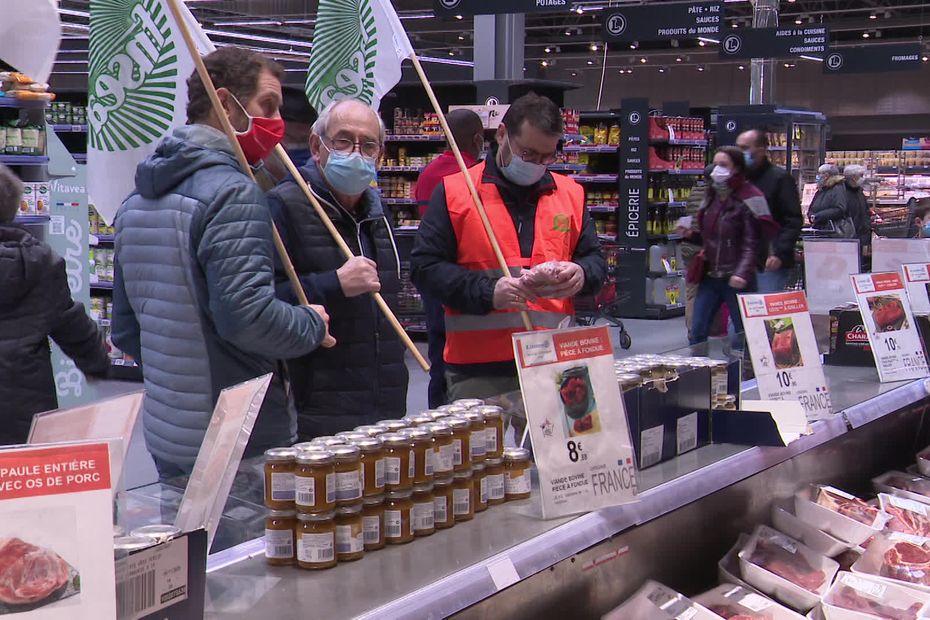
[{"left": 710, "top": 165, "right": 732, "bottom": 186}]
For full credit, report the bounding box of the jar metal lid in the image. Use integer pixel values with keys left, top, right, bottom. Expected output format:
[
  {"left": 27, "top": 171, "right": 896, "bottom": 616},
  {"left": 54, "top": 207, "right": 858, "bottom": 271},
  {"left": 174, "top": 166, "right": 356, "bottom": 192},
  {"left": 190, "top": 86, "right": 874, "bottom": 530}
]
[
  {"left": 473, "top": 463, "right": 486, "bottom": 472},
  {"left": 292, "top": 441, "right": 316, "bottom": 451},
  {"left": 379, "top": 432, "right": 413, "bottom": 447},
  {"left": 353, "top": 425, "right": 385, "bottom": 438},
  {"left": 347, "top": 436, "right": 384, "bottom": 451},
  {"left": 408, "top": 414, "right": 434, "bottom": 426},
  {"left": 462, "top": 411, "right": 484, "bottom": 424},
  {"left": 503, "top": 447, "right": 531, "bottom": 461},
  {"left": 426, "top": 411, "right": 449, "bottom": 421},
  {"left": 334, "top": 502, "right": 363, "bottom": 515},
  {"left": 335, "top": 431, "right": 368, "bottom": 442},
  {"left": 452, "top": 398, "right": 485, "bottom": 409},
  {"left": 331, "top": 444, "right": 361, "bottom": 461},
  {"left": 617, "top": 373, "right": 643, "bottom": 383},
  {"left": 362, "top": 494, "right": 385, "bottom": 506},
  {"left": 386, "top": 489, "right": 413, "bottom": 499},
  {"left": 485, "top": 458, "right": 503, "bottom": 466},
  {"left": 474, "top": 405, "right": 503, "bottom": 419},
  {"left": 114, "top": 536, "right": 155, "bottom": 552},
  {"left": 399, "top": 427, "right": 433, "bottom": 442},
  {"left": 130, "top": 524, "right": 182, "bottom": 543},
  {"left": 264, "top": 447, "right": 298, "bottom": 461},
  {"left": 298, "top": 510, "right": 335, "bottom": 522},
  {"left": 453, "top": 467, "right": 473, "bottom": 479},
  {"left": 376, "top": 419, "right": 408, "bottom": 432},
  {"left": 267, "top": 509, "right": 297, "bottom": 519},
  {"left": 412, "top": 482, "right": 434, "bottom": 494},
  {"left": 444, "top": 416, "right": 470, "bottom": 430},
  {"left": 296, "top": 449, "right": 335, "bottom": 465},
  {"left": 423, "top": 422, "right": 452, "bottom": 436},
  {"left": 310, "top": 436, "right": 346, "bottom": 448},
  {"left": 433, "top": 477, "right": 453, "bottom": 488},
  {"left": 436, "top": 404, "right": 467, "bottom": 416}
]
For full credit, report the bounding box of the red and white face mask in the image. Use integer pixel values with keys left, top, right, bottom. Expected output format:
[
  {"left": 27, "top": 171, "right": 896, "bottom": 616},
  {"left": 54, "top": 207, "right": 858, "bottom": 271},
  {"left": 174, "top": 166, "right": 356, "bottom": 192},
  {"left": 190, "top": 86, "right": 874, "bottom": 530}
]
[{"left": 229, "top": 94, "right": 285, "bottom": 165}]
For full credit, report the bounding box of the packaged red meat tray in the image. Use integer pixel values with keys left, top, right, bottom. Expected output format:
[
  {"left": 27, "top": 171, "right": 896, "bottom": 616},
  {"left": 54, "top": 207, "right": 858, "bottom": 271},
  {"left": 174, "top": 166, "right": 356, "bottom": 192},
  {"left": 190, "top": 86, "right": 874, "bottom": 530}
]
[
  {"left": 874, "top": 472, "right": 930, "bottom": 507},
  {"left": 694, "top": 583, "right": 807, "bottom": 619},
  {"left": 722, "top": 534, "right": 768, "bottom": 594},
  {"left": 852, "top": 533, "right": 930, "bottom": 595},
  {"left": 916, "top": 449, "right": 930, "bottom": 479},
  {"left": 601, "top": 580, "right": 720, "bottom": 620},
  {"left": 796, "top": 486, "right": 889, "bottom": 546},
  {"left": 739, "top": 525, "right": 840, "bottom": 613},
  {"left": 823, "top": 571, "right": 930, "bottom": 620},
  {"left": 880, "top": 494, "right": 930, "bottom": 542},
  {"left": 773, "top": 499, "right": 860, "bottom": 559}
]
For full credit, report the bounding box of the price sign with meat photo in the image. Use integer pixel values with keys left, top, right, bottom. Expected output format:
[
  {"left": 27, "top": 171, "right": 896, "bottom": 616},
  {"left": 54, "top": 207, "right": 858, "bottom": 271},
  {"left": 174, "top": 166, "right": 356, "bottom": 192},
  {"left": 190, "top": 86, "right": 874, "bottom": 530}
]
[
  {"left": 514, "top": 326, "right": 638, "bottom": 519},
  {"left": 0, "top": 443, "right": 116, "bottom": 619},
  {"left": 852, "top": 272, "right": 930, "bottom": 383},
  {"left": 739, "top": 292, "right": 833, "bottom": 421}
]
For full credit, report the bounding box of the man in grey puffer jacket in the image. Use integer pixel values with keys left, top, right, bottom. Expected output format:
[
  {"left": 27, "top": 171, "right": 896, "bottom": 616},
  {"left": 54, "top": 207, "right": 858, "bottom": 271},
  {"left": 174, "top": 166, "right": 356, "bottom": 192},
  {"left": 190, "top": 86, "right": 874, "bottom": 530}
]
[{"left": 112, "top": 47, "right": 331, "bottom": 477}]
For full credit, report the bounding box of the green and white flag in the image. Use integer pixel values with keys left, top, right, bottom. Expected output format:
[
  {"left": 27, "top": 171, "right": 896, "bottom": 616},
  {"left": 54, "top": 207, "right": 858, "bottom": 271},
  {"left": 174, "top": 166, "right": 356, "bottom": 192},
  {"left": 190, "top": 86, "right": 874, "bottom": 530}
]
[
  {"left": 88, "top": 0, "right": 214, "bottom": 224},
  {"left": 305, "top": 0, "right": 414, "bottom": 112}
]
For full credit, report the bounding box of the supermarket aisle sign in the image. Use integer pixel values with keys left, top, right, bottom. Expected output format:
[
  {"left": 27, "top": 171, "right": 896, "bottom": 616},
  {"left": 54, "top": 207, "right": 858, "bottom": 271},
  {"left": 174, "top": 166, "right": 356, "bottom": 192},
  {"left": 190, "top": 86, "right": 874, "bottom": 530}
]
[
  {"left": 433, "top": 0, "right": 572, "bottom": 16},
  {"left": 851, "top": 272, "right": 930, "bottom": 383},
  {"left": 739, "top": 291, "right": 833, "bottom": 421},
  {"left": 514, "top": 326, "right": 638, "bottom": 519},
  {"left": 903, "top": 263, "right": 930, "bottom": 314},
  {"left": 601, "top": 1, "right": 723, "bottom": 43},
  {"left": 824, "top": 44, "right": 922, "bottom": 74},
  {"left": 719, "top": 26, "right": 828, "bottom": 60}
]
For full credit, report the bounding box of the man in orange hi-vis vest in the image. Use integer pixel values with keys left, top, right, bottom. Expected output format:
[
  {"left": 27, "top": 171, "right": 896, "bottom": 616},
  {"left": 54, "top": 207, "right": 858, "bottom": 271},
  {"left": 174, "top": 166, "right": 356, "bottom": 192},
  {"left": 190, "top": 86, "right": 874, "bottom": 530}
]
[{"left": 411, "top": 93, "right": 607, "bottom": 403}]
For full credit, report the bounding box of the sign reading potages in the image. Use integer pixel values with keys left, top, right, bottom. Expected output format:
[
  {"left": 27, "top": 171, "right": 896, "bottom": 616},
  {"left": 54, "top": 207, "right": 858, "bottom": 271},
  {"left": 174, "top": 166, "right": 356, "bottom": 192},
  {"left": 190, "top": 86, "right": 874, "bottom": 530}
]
[
  {"left": 851, "top": 272, "right": 930, "bottom": 383},
  {"left": 824, "top": 44, "right": 922, "bottom": 74},
  {"left": 602, "top": 1, "right": 723, "bottom": 43},
  {"left": 514, "top": 326, "right": 638, "bottom": 519},
  {"left": 433, "top": 0, "right": 571, "bottom": 16},
  {"left": 720, "top": 26, "right": 829, "bottom": 60},
  {"left": 739, "top": 291, "right": 833, "bottom": 421}
]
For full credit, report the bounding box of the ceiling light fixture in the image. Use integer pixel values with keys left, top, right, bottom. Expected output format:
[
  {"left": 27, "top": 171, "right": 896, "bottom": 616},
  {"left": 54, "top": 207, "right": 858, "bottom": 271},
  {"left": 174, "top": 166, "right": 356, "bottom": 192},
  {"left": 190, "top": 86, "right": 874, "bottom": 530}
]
[
  {"left": 587, "top": 59, "right": 594, "bottom": 65},
  {"left": 576, "top": 6, "right": 584, "bottom": 14},
  {"left": 455, "top": 14, "right": 463, "bottom": 19},
  {"left": 697, "top": 65, "right": 705, "bottom": 71},
  {"left": 630, "top": 42, "right": 638, "bottom": 49},
  {"left": 738, "top": 64, "right": 745, "bottom": 70},
  {"left": 640, "top": 57, "right": 647, "bottom": 63},
  {"left": 869, "top": 12, "right": 877, "bottom": 19},
  {"left": 658, "top": 67, "right": 666, "bottom": 73},
  {"left": 698, "top": 40, "right": 706, "bottom": 46},
  {"left": 565, "top": 29, "right": 573, "bottom": 36},
  {"left": 675, "top": 56, "right": 683, "bottom": 62},
  {"left": 541, "top": 60, "right": 549, "bottom": 67},
  {"left": 458, "top": 35, "right": 466, "bottom": 41},
  {"left": 862, "top": 31, "right": 870, "bottom": 38},
  {"left": 545, "top": 46, "right": 552, "bottom": 53},
  {"left": 794, "top": 16, "right": 802, "bottom": 24},
  {"left": 923, "top": 56, "right": 929, "bottom": 62},
  {"left": 590, "top": 43, "right": 599, "bottom": 51}
]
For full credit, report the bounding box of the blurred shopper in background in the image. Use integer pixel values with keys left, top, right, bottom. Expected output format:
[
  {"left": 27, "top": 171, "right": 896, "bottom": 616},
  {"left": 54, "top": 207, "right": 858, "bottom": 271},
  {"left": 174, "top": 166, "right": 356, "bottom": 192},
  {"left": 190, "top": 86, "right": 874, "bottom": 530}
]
[
  {"left": 808, "top": 163, "right": 856, "bottom": 238},
  {"left": 843, "top": 164, "right": 873, "bottom": 250},
  {"left": 414, "top": 108, "right": 484, "bottom": 407},
  {"left": 0, "top": 163, "right": 109, "bottom": 445},
  {"left": 113, "top": 47, "right": 331, "bottom": 478},
  {"left": 268, "top": 99, "right": 408, "bottom": 440},
  {"left": 736, "top": 129, "right": 802, "bottom": 293},
  {"left": 912, "top": 198, "right": 930, "bottom": 238}
]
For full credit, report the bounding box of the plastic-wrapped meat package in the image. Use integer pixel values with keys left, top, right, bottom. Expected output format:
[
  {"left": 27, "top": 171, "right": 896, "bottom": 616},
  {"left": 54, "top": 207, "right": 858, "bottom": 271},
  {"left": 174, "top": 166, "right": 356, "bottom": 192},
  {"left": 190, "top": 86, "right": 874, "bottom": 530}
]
[
  {"left": 832, "top": 586, "right": 923, "bottom": 620},
  {"left": 707, "top": 606, "right": 767, "bottom": 620},
  {"left": 881, "top": 541, "right": 930, "bottom": 587},
  {"left": 824, "top": 571, "right": 930, "bottom": 620},
  {"left": 881, "top": 473, "right": 930, "bottom": 500},
  {"left": 814, "top": 486, "right": 881, "bottom": 526},
  {"left": 748, "top": 536, "right": 827, "bottom": 593},
  {"left": 882, "top": 495, "right": 930, "bottom": 539}
]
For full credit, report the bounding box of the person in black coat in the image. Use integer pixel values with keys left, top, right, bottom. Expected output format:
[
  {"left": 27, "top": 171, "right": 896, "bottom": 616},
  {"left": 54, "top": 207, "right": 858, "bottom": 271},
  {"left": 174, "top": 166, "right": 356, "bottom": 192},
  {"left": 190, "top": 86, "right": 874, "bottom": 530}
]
[
  {"left": 267, "top": 99, "right": 408, "bottom": 441},
  {"left": 0, "top": 164, "right": 109, "bottom": 444},
  {"left": 808, "top": 163, "right": 856, "bottom": 238},
  {"left": 842, "top": 164, "right": 873, "bottom": 250}
]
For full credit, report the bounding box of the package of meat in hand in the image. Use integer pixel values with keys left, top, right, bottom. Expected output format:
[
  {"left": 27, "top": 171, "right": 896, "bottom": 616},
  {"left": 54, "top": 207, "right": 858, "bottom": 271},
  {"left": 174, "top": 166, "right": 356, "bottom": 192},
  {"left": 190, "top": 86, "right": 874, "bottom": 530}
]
[
  {"left": 519, "top": 261, "right": 573, "bottom": 298},
  {"left": 879, "top": 494, "right": 930, "bottom": 542},
  {"left": 739, "top": 525, "right": 840, "bottom": 612},
  {"left": 916, "top": 449, "right": 930, "bottom": 479},
  {"left": 851, "top": 532, "right": 930, "bottom": 595},
  {"left": 795, "top": 486, "right": 889, "bottom": 546},
  {"left": 601, "top": 580, "right": 721, "bottom": 620},
  {"left": 823, "top": 571, "right": 930, "bottom": 620},
  {"left": 874, "top": 472, "right": 930, "bottom": 507},
  {"left": 694, "top": 583, "right": 807, "bottom": 620}
]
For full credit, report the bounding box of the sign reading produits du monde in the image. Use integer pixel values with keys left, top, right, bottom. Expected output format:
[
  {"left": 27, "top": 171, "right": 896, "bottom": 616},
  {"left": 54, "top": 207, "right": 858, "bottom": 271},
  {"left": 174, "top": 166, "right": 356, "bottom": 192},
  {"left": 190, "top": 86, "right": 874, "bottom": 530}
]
[
  {"left": 720, "top": 26, "right": 829, "bottom": 60},
  {"left": 433, "top": 0, "right": 572, "bottom": 16},
  {"left": 602, "top": 1, "right": 723, "bottom": 43}
]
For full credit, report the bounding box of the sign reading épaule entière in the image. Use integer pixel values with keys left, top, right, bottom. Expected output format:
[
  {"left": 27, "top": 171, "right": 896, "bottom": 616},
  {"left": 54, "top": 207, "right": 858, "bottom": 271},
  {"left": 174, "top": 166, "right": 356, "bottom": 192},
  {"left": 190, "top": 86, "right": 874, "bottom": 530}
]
[
  {"left": 602, "top": 1, "right": 723, "bottom": 43},
  {"left": 618, "top": 98, "right": 649, "bottom": 247},
  {"left": 720, "top": 26, "right": 829, "bottom": 60},
  {"left": 824, "top": 44, "right": 922, "bottom": 74},
  {"left": 433, "top": 0, "right": 571, "bottom": 16}
]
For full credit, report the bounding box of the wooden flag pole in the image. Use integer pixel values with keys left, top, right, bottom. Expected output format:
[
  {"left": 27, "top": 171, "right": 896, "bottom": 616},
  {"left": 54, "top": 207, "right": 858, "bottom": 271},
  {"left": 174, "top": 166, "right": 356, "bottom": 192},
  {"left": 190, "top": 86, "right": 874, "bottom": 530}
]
[
  {"left": 271, "top": 144, "right": 431, "bottom": 372},
  {"left": 407, "top": 53, "right": 534, "bottom": 331},
  {"left": 165, "top": 0, "right": 335, "bottom": 347}
]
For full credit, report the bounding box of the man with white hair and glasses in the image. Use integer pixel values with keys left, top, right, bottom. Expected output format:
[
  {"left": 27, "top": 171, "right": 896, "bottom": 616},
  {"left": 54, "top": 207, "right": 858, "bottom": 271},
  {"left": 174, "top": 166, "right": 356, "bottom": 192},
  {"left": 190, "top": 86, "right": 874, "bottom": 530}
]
[{"left": 267, "top": 99, "right": 408, "bottom": 440}]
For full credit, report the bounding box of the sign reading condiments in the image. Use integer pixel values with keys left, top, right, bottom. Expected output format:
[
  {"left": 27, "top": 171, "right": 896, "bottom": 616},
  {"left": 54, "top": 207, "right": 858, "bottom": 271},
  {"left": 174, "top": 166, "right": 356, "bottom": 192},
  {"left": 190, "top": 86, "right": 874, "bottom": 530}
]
[
  {"left": 514, "top": 326, "right": 638, "bottom": 519},
  {"left": 739, "top": 291, "right": 833, "bottom": 421},
  {"left": 851, "top": 272, "right": 930, "bottom": 383},
  {"left": 601, "top": 1, "right": 723, "bottom": 43},
  {"left": 719, "top": 26, "right": 829, "bottom": 60}
]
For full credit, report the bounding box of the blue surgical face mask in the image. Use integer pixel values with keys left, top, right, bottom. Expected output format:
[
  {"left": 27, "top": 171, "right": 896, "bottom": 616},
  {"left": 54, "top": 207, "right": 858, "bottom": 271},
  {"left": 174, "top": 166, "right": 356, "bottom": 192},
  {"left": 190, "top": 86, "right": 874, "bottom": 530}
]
[
  {"left": 320, "top": 143, "right": 377, "bottom": 195},
  {"left": 743, "top": 150, "right": 754, "bottom": 167},
  {"left": 500, "top": 135, "right": 547, "bottom": 186},
  {"left": 815, "top": 174, "right": 824, "bottom": 185},
  {"left": 922, "top": 221, "right": 930, "bottom": 238}
]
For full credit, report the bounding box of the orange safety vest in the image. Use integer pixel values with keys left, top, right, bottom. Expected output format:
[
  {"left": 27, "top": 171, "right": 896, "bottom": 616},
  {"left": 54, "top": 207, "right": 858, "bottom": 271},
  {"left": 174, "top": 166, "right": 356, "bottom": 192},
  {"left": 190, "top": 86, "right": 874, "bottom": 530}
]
[{"left": 443, "top": 162, "right": 585, "bottom": 365}]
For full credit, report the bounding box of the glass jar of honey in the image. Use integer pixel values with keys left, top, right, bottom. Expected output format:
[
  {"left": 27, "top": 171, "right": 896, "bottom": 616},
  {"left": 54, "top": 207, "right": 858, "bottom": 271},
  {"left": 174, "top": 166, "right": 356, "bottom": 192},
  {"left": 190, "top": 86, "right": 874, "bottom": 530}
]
[
  {"left": 296, "top": 511, "right": 336, "bottom": 570},
  {"left": 453, "top": 398, "right": 484, "bottom": 409},
  {"left": 263, "top": 447, "right": 297, "bottom": 510},
  {"left": 264, "top": 509, "right": 296, "bottom": 566},
  {"left": 484, "top": 458, "right": 506, "bottom": 506},
  {"left": 361, "top": 495, "right": 385, "bottom": 551},
  {"left": 348, "top": 436, "right": 385, "bottom": 497},
  {"left": 331, "top": 445, "right": 363, "bottom": 506},
  {"left": 476, "top": 406, "right": 504, "bottom": 459},
  {"left": 452, "top": 468, "right": 474, "bottom": 522},
  {"left": 432, "top": 477, "right": 454, "bottom": 530},
  {"left": 399, "top": 427, "right": 434, "bottom": 484},
  {"left": 380, "top": 433, "right": 414, "bottom": 492},
  {"left": 384, "top": 490, "right": 414, "bottom": 544},
  {"left": 472, "top": 462, "right": 488, "bottom": 513},
  {"left": 445, "top": 416, "right": 472, "bottom": 473},
  {"left": 411, "top": 484, "right": 435, "bottom": 537},
  {"left": 334, "top": 502, "right": 365, "bottom": 562},
  {"left": 463, "top": 411, "right": 487, "bottom": 465},
  {"left": 295, "top": 450, "right": 336, "bottom": 513},
  {"left": 504, "top": 447, "right": 532, "bottom": 501},
  {"left": 706, "top": 359, "right": 729, "bottom": 401},
  {"left": 375, "top": 419, "right": 408, "bottom": 434},
  {"left": 423, "top": 422, "right": 454, "bottom": 478}
]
